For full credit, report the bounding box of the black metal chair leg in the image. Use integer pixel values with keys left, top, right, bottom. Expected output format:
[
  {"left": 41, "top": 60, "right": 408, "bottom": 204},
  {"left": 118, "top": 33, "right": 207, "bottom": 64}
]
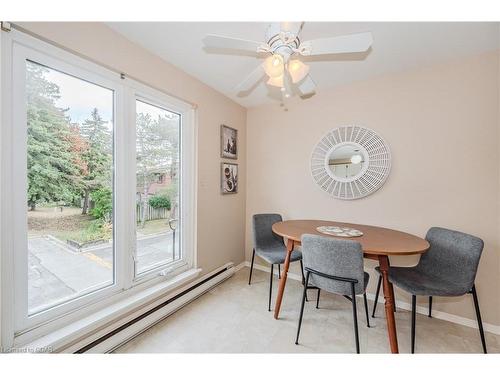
[
  {"left": 278, "top": 264, "right": 281, "bottom": 279},
  {"left": 471, "top": 285, "right": 487, "bottom": 353},
  {"left": 363, "top": 293, "right": 370, "bottom": 327},
  {"left": 372, "top": 275, "right": 382, "bottom": 318},
  {"left": 428, "top": 296, "right": 432, "bottom": 318},
  {"left": 316, "top": 289, "right": 321, "bottom": 309},
  {"left": 295, "top": 272, "right": 310, "bottom": 345},
  {"left": 411, "top": 294, "right": 416, "bottom": 354},
  {"left": 391, "top": 283, "right": 397, "bottom": 312},
  {"left": 248, "top": 249, "right": 255, "bottom": 285},
  {"left": 299, "top": 260, "right": 308, "bottom": 302},
  {"left": 351, "top": 283, "right": 360, "bottom": 354},
  {"left": 268, "top": 264, "right": 273, "bottom": 312}
]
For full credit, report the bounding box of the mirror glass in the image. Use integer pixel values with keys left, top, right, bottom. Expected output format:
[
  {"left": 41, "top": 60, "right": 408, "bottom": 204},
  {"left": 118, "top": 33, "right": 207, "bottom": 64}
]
[
  {"left": 311, "top": 125, "right": 391, "bottom": 200},
  {"left": 328, "top": 144, "right": 365, "bottom": 179}
]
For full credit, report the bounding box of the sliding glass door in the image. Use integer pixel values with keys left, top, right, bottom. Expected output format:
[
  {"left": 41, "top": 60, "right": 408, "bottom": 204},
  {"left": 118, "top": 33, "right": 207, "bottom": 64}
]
[{"left": 2, "top": 30, "right": 196, "bottom": 343}]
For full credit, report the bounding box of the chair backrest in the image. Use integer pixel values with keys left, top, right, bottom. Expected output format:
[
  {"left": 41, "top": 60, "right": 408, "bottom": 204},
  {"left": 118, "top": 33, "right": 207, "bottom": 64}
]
[
  {"left": 252, "top": 213, "right": 283, "bottom": 250},
  {"left": 301, "top": 234, "right": 365, "bottom": 295},
  {"left": 417, "top": 227, "right": 484, "bottom": 294}
]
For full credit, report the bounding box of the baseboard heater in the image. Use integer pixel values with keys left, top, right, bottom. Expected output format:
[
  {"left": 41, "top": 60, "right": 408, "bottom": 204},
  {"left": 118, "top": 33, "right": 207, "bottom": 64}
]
[{"left": 74, "top": 264, "right": 235, "bottom": 353}]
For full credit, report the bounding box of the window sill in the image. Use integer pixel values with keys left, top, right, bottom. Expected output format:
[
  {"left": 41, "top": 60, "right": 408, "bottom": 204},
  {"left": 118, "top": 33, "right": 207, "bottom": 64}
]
[{"left": 17, "top": 267, "right": 202, "bottom": 352}]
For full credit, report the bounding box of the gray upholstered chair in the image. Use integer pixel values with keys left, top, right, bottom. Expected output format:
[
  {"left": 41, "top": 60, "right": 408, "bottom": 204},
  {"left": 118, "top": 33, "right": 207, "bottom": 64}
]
[
  {"left": 250, "top": 213, "right": 305, "bottom": 311},
  {"left": 371, "top": 227, "right": 486, "bottom": 353},
  {"left": 295, "top": 234, "right": 370, "bottom": 353}
]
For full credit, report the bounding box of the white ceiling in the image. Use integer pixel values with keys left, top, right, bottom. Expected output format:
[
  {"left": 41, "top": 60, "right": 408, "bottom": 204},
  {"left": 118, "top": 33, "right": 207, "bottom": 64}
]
[{"left": 107, "top": 22, "right": 499, "bottom": 108}]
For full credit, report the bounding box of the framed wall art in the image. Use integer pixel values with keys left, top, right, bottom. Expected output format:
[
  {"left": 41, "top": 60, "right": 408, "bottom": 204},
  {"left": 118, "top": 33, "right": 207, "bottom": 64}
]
[
  {"left": 221, "top": 124, "right": 237, "bottom": 159},
  {"left": 221, "top": 162, "right": 238, "bottom": 194}
]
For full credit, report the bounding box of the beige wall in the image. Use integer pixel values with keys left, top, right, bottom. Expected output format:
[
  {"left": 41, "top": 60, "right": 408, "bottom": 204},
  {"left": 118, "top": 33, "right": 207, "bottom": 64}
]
[
  {"left": 16, "top": 22, "right": 247, "bottom": 275},
  {"left": 246, "top": 51, "right": 500, "bottom": 327}
]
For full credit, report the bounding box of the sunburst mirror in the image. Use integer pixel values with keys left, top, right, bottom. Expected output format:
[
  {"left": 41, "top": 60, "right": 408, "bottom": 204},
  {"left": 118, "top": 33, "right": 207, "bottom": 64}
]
[{"left": 310, "top": 126, "right": 391, "bottom": 200}]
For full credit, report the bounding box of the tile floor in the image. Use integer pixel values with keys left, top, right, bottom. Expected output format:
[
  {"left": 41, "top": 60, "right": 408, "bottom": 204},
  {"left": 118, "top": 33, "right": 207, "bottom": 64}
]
[{"left": 115, "top": 268, "right": 500, "bottom": 353}]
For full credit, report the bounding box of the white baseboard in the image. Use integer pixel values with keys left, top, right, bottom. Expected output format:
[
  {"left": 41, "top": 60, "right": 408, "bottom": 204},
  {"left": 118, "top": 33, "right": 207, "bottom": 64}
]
[
  {"left": 234, "top": 261, "right": 247, "bottom": 272},
  {"left": 242, "top": 262, "right": 500, "bottom": 336},
  {"left": 364, "top": 292, "right": 500, "bottom": 335},
  {"left": 243, "top": 261, "right": 304, "bottom": 282}
]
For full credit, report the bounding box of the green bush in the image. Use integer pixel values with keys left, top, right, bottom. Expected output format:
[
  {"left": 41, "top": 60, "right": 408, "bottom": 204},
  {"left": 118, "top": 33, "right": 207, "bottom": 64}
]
[
  {"left": 148, "top": 194, "right": 171, "bottom": 210},
  {"left": 90, "top": 187, "right": 112, "bottom": 220},
  {"left": 66, "top": 218, "right": 112, "bottom": 243}
]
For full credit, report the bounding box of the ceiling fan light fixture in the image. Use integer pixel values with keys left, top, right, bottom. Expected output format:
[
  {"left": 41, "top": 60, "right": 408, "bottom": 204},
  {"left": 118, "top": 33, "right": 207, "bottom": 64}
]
[
  {"left": 203, "top": 24, "right": 373, "bottom": 103},
  {"left": 264, "top": 54, "right": 284, "bottom": 78},
  {"left": 267, "top": 75, "right": 284, "bottom": 88},
  {"left": 288, "top": 59, "right": 310, "bottom": 83}
]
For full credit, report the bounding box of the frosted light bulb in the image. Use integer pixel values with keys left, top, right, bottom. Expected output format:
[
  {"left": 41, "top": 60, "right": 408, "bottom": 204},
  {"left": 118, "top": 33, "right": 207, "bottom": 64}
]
[
  {"left": 264, "top": 55, "right": 284, "bottom": 78},
  {"left": 267, "top": 75, "right": 284, "bottom": 88},
  {"left": 288, "top": 59, "right": 310, "bottom": 83}
]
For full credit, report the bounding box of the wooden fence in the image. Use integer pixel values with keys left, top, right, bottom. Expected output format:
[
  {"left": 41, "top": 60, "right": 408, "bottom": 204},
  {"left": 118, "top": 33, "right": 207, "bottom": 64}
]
[{"left": 136, "top": 204, "right": 169, "bottom": 222}]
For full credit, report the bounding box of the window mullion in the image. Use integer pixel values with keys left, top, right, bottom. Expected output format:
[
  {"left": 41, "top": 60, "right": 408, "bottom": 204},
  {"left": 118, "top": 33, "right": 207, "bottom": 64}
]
[
  {"left": 121, "top": 86, "right": 138, "bottom": 290},
  {"left": 12, "top": 43, "right": 30, "bottom": 331}
]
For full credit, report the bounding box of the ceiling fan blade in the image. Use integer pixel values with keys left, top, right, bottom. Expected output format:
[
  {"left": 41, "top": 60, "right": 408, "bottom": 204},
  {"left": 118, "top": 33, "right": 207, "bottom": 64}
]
[
  {"left": 301, "top": 32, "right": 373, "bottom": 56},
  {"left": 297, "top": 74, "right": 316, "bottom": 97},
  {"left": 203, "top": 34, "right": 265, "bottom": 53},
  {"left": 235, "top": 63, "right": 266, "bottom": 93}
]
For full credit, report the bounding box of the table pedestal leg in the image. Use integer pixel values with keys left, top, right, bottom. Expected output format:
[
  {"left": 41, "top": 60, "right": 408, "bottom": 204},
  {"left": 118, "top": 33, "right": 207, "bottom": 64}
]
[
  {"left": 379, "top": 255, "right": 399, "bottom": 353},
  {"left": 273, "top": 238, "right": 294, "bottom": 319}
]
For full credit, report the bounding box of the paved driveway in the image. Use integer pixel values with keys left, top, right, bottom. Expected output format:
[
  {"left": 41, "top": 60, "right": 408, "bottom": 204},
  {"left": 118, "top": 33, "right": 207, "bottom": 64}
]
[{"left": 28, "top": 232, "right": 177, "bottom": 314}]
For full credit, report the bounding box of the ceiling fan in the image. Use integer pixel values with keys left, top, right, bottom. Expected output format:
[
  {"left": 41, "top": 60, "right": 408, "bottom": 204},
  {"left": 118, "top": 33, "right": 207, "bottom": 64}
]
[{"left": 202, "top": 22, "right": 373, "bottom": 101}]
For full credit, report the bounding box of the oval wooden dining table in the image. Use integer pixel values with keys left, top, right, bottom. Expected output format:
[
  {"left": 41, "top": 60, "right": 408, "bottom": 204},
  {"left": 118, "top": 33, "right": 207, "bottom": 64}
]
[{"left": 271, "top": 220, "right": 430, "bottom": 354}]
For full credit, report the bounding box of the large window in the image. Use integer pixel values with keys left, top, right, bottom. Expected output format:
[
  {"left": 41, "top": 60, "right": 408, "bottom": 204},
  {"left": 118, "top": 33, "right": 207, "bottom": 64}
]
[
  {"left": 26, "top": 61, "right": 115, "bottom": 315},
  {"left": 1, "top": 30, "right": 196, "bottom": 343}
]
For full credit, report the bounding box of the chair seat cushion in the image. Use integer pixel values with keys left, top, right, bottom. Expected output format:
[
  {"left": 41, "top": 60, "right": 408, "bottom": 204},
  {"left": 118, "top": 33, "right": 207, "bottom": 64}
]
[
  {"left": 375, "top": 266, "right": 467, "bottom": 296},
  {"left": 255, "top": 246, "right": 302, "bottom": 264}
]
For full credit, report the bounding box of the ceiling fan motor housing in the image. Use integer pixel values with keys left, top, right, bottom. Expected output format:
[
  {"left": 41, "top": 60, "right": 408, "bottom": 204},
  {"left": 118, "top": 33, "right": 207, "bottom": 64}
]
[{"left": 265, "top": 23, "right": 301, "bottom": 61}]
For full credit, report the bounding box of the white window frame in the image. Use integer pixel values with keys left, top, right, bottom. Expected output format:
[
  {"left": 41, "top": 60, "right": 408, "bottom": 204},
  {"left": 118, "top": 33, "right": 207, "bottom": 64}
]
[
  {"left": 11, "top": 37, "right": 126, "bottom": 334},
  {"left": 127, "top": 81, "right": 196, "bottom": 283},
  {"left": 1, "top": 29, "right": 197, "bottom": 348}
]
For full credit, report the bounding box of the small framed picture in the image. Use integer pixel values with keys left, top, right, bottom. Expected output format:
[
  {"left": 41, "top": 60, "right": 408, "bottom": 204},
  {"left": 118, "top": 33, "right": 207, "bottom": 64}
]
[
  {"left": 221, "top": 162, "right": 238, "bottom": 194},
  {"left": 221, "top": 124, "right": 237, "bottom": 159}
]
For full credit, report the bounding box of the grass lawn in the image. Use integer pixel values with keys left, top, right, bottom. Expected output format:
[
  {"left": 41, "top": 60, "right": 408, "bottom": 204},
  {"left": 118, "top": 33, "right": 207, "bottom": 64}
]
[
  {"left": 28, "top": 206, "right": 171, "bottom": 244},
  {"left": 136, "top": 219, "right": 173, "bottom": 236},
  {"left": 28, "top": 206, "right": 110, "bottom": 243}
]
